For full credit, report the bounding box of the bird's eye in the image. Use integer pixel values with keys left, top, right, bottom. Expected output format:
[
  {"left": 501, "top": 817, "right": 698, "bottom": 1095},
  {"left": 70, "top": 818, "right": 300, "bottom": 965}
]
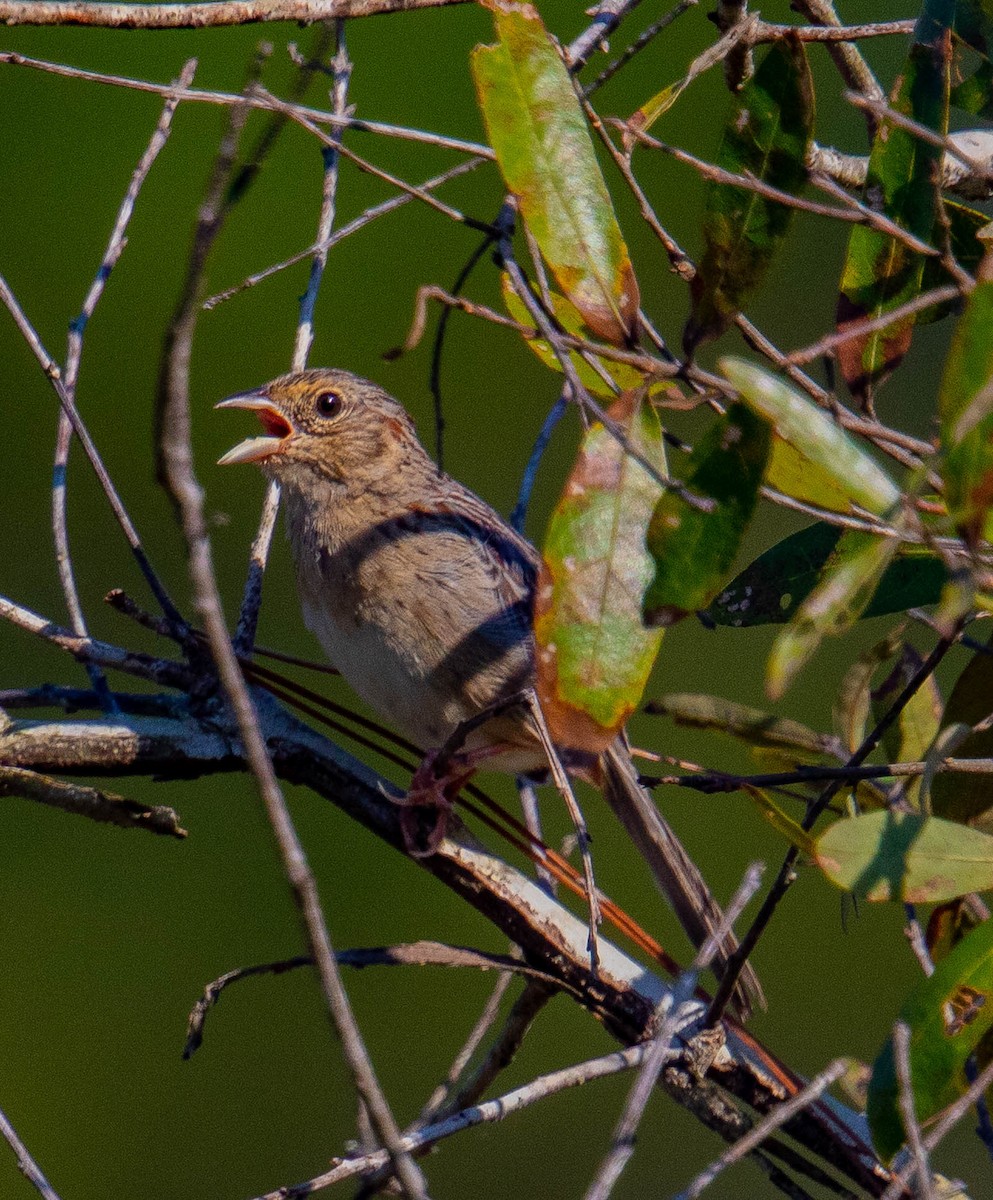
[{"left": 314, "top": 390, "right": 342, "bottom": 419}]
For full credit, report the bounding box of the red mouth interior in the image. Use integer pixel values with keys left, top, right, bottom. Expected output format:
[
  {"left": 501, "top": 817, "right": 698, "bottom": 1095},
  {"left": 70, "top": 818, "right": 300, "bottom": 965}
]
[{"left": 258, "top": 407, "right": 293, "bottom": 439}]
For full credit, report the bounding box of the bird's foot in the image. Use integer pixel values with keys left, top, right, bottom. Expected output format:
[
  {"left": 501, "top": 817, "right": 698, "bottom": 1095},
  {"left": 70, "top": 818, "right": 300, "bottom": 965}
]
[{"left": 396, "top": 750, "right": 475, "bottom": 857}]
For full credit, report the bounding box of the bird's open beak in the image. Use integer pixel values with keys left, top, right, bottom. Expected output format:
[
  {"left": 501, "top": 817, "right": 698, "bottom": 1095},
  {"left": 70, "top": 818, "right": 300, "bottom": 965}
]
[{"left": 216, "top": 390, "right": 296, "bottom": 466}]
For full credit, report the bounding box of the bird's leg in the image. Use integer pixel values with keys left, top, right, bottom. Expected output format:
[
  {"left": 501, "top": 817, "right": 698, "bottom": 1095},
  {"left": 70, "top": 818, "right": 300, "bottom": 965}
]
[
  {"left": 400, "top": 691, "right": 602, "bottom": 971},
  {"left": 413, "top": 689, "right": 603, "bottom": 969},
  {"left": 512, "top": 689, "right": 603, "bottom": 973}
]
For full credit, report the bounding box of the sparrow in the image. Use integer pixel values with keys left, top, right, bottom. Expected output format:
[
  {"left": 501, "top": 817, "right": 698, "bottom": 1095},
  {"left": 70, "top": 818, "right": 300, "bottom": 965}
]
[{"left": 218, "top": 368, "right": 761, "bottom": 1015}]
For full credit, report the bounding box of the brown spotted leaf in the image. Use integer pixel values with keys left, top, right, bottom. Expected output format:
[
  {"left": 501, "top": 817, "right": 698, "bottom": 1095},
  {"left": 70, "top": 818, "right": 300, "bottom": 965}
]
[{"left": 535, "top": 392, "right": 666, "bottom": 753}]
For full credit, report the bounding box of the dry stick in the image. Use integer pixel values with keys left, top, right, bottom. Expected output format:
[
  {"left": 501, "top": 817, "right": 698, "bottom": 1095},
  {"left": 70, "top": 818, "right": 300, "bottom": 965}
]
[
  {"left": 675, "top": 1059, "right": 850, "bottom": 1200},
  {"left": 622, "top": 125, "right": 940, "bottom": 258},
  {"left": 162, "top": 334, "right": 431, "bottom": 1200},
  {"left": 184, "top": 944, "right": 559, "bottom": 1060},
  {"left": 588, "top": 113, "right": 934, "bottom": 478},
  {"left": 791, "top": 0, "right": 883, "bottom": 137},
  {"left": 356, "top": 977, "right": 554, "bottom": 1196},
  {"left": 0, "top": 54, "right": 494, "bottom": 162},
  {"left": 0, "top": 764, "right": 187, "bottom": 838},
  {"left": 500, "top": 242, "right": 709, "bottom": 511},
  {"left": 430, "top": 979, "right": 555, "bottom": 1123},
  {"left": 566, "top": 0, "right": 648, "bottom": 71},
  {"left": 159, "top": 169, "right": 428, "bottom": 1200},
  {"left": 0, "top": 593, "right": 190, "bottom": 689},
  {"left": 0, "top": 1105, "right": 61, "bottom": 1200},
  {"left": 413, "top": 970, "right": 516, "bottom": 1124},
  {"left": 0, "top": 276, "right": 185, "bottom": 632},
  {"left": 249, "top": 1045, "right": 653, "bottom": 1200},
  {"left": 893, "top": 1022, "right": 935, "bottom": 1200},
  {"left": 585, "top": 865, "right": 764, "bottom": 1200},
  {"left": 714, "top": 0, "right": 753, "bottom": 92},
  {"left": 203, "top": 158, "right": 483, "bottom": 311},
  {"left": 582, "top": 0, "right": 697, "bottom": 97},
  {"left": 276, "top": 102, "right": 493, "bottom": 233},
  {"left": 0, "top": 0, "right": 469, "bottom": 26},
  {"left": 154, "top": 56, "right": 259, "bottom": 501},
  {"left": 787, "top": 285, "right": 963, "bottom": 367},
  {"left": 0, "top": 704, "right": 892, "bottom": 1196},
  {"left": 747, "top": 20, "right": 916, "bottom": 44},
  {"left": 652, "top": 758, "right": 993, "bottom": 793},
  {"left": 54, "top": 61, "right": 194, "bottom": 713},
  {"left": 880, "top": 1059, "right": 993, "bottom": 1200},
  {"left": 706, "top": 627, "right": 962, "bottom": 1028},
  {"left": 235, "top": 27, "right": 353, "bottom": 656}
]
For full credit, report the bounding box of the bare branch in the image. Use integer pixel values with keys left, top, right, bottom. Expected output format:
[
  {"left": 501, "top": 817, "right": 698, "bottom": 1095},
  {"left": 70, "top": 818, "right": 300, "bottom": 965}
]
[
  {"left": 0, "top": 764, "right": 187, "bottom": 837},
  {"left": 0, "top": 0, "right": 469, "bottom": 27},
  {"left": 0, "top": 1106, "right": 61, "bottom": 1200}
]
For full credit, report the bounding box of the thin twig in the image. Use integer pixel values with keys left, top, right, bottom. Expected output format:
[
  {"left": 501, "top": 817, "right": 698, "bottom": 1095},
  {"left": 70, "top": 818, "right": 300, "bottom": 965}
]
[
  {"left": 250, "top": 1045, "right": 652, "bottom": 1200},
  {"left": 0, "top": 274, "right": 185, "bottom": 630},
  {"left": 675, "top": 1059, "right": 849, "bottom": 1199},
  {"left": 204, "top": 159, "right": 483, "bottom": 311},
  {"left": 158, "top": 155, "right": 428, "bottom": 1200},
  {"left": 235, "top": 26, "right": 353, "bottom": 656},
  {"left": 586, "top": 865, "right": 764, "bottom": 1200},
  {"left": 0, "top": 1105, "right": 62, "bottom": 1200},
  {"left": 0, "top": 53, "right": 494, "bottom": 161},
  {"left": 893, "top": 1021, "right": 935, "bottom": 1200},
  {"left": 707, "top": 628, "right": 962, "bottom": 1026}
]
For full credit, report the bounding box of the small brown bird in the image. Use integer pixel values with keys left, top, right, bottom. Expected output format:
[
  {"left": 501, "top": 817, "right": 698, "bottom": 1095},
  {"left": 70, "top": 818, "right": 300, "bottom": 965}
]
[{"left": 218, "top": 368, "right": 761, "bottom": 1014}]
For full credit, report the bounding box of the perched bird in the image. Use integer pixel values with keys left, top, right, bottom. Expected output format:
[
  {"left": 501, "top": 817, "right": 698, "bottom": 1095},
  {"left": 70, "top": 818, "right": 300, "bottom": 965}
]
[{"left": 218, "top": 368, "right": 761, "bottom": 1015}]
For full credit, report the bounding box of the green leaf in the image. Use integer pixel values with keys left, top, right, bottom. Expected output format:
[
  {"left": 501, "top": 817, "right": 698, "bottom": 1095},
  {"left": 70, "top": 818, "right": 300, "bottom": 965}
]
[
  {"left": 766, "top": 527, "right": 902, "bottom": 700},
  {"left": 645, "top": 692, "right": 839, "bottom": 762},
  {"left": 746, "top": 786, "right": 817, "bottom": 855},
  {"left": 816, "top": 809, "right": 993, "bottom": 902},
  {"left": 940, "top": 247, "right": 993, "bottom": 543},
  {"left": 535, "top": 391, "right": 666, "bottom": 752},
  {"left": 835, "top": 0, "right": 953, "bottom": 405},
  {"left": 871, "top": 645, "right": 944, "bottom": 808},
  {"left": 765, "top": 435, "right": 857, "bottom": 513},
  {"left": 720, "top": 358, "right": 900, "bottom": 514},
  {"left": 684, "top": 35, "right": 814, "bottom": 352},
  {"left": 951, "top": 59, "right": 993, "bottom": 116},
  {"left": 629, "top": 79, "right": 685, "bottom": 133},
  {"left": 955, "top": 0, "right": 993, "bottom": 59},
  {"left": 918, "top": 201, "right": 991, "bottom": 322},
  {"left": 471, "top": 1, "right": 639, "bottom": 345},
  {"left": 499, "top": 273, "right": 648, "bottom": 396},
  {"left": 707, "top": 522, "right": 948, "bottom": 628},
  {"left": 834, "top": 630, "right": 905, "bottom": 755},
  {"left": 868, "top": 916, "right": 993, "bottom": 1160},
  {"left": 643, "top": 404, "right": 770, "bottom": 625},
  {"left": 931, "top": 631, "right": 993, "bottom": 830}
]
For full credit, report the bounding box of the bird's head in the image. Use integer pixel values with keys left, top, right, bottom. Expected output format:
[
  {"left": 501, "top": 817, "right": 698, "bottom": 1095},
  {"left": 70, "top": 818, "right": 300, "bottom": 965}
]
[{"left": 216, "top": 368, "right": 420, "bottom": 487}]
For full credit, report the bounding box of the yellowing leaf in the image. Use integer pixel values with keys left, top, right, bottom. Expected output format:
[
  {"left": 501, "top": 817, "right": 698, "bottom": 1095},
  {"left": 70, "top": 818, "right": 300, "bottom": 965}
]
[{"left": 472, "top": 1, "right": 639, "bottom": 344}]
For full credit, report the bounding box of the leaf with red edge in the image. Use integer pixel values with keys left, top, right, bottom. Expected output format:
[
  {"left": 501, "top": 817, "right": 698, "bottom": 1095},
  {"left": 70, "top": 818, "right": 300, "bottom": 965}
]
[
  {"left": 471, "top": 0, "right": 639, "bottom": 345},
  {"left": 835, "top": 0, "right": 952, "bottom": 407},
  {"left": 535, "top": 391, "right": 666, "bottom": 754}
]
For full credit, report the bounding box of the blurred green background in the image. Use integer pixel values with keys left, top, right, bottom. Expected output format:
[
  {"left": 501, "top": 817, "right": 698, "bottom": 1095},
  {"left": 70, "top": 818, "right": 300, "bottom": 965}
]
[{"left": 0, "top": 2, "right": 988, "bottom": 1196}]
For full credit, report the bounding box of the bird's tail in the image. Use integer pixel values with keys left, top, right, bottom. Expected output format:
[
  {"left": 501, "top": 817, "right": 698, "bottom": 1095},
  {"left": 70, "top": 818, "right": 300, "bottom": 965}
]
[{"left": 599, "top": 740, "right": 764, "bottom": 1020}]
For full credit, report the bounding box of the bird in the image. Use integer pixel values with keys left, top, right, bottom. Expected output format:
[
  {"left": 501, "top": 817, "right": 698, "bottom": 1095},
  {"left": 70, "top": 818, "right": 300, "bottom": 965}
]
[{"left": 217, "top": 368, "right": 762, "bottom": 1016}]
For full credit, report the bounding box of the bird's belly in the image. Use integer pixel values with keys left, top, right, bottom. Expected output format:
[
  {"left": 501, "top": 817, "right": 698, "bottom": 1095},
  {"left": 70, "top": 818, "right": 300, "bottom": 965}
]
[
  {"left": 301, "top": 593, "right": 444, "bottom": 747},
  {"left": 298, "top": 585, "right": 544, "bottom": 772}
]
